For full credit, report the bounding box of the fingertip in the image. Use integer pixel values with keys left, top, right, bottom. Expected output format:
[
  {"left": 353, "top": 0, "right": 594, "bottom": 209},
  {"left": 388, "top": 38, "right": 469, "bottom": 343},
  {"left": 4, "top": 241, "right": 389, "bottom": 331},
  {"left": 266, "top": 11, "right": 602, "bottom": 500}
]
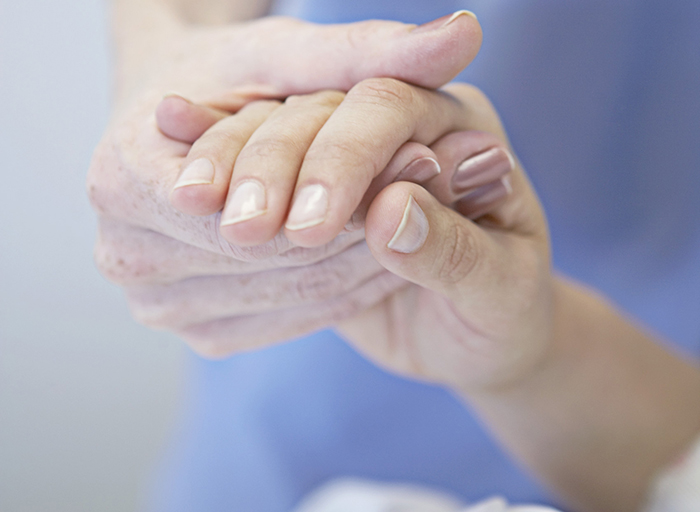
[
  {"left": 365, "top": 182, "right": 487, "bottom": 294},
  {"left": 365, "top": 181, "right": 431, "bottom": 257},
  {"left": 156, "top": 95, "right": 227, "bottom": 143},
  {"left": 393, "top": 10, "right": 483, "bottom": 88}
]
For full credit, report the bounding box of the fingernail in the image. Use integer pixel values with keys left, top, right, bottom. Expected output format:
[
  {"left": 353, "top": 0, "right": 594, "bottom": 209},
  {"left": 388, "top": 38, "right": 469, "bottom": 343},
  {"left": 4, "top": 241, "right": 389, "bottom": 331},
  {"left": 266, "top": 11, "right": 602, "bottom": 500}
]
[
  {"left": 412, "top": 10, "right": 477, "bottom": 34},
  {"left": 395, "top": 157, "right": 441, "bottom": 183},
  {"left": 457, "top": 176, "right": 513, "bottom": 220},
  {"left": 285, "top": 184, "right": 329, "bottom": 231},
  {"left": 174, "top": 158, "right": 215, "bottom": 189},
  {"left": 451, "top": 147, "right": 515, "bottom": 196},
  {"left": 221, "top": 180, "right": 267, "bottom": 226},
  {"left": 387, "top": 196, "right": 429, "bottom": 254}
]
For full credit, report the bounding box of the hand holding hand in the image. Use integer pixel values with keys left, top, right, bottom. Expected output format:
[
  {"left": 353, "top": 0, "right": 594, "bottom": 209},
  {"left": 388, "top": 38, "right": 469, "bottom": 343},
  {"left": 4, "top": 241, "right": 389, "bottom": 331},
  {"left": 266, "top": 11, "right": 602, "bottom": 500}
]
[
  {"left": 87, "top": 13, "right": 484, "bottom": 350},
  {"left": 153, "top": 80, "right": 549, "bottom": 392}
]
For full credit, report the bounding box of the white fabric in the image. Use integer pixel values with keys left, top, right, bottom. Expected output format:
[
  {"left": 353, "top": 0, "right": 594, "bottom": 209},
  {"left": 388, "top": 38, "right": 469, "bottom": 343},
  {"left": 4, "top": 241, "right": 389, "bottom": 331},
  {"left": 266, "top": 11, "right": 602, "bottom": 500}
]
[
  {"left": 643, "top": 436, "right": 700, "bottom": 512},
  {"left": 293, "top": 479, "right": 562, "bottom": 512}
]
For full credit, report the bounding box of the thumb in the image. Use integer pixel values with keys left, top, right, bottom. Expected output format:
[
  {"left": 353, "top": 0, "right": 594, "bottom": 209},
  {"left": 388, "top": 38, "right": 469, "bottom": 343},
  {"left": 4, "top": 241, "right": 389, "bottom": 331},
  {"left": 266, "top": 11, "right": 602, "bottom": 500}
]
[
  {"left": 220, "top": 12, "right": 482, "bottom": 95},
  {"left": 364, "top": 181, "right": 539, "bottom": 313}
]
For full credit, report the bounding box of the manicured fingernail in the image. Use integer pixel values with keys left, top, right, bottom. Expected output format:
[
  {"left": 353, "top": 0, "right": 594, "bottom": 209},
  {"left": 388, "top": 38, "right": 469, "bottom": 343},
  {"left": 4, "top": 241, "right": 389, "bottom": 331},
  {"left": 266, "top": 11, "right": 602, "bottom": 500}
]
[
  {"left": 451, "top": 147, "right": 514, "bottom": 196},
  {"left": 412, "top": 10, "right": 477, "bottom": 34},
  {"left": 387, "top": 196, "right": 429, "bottom": 254},
  {"left": 286, "top": 184, "right": 329, "bottom": 231},
  {"left": 395, "top": 157, "right": 441, "bottom": 183},
  {"left": 457, "top": 176, "right": 513, "bottom": 220},
  {"left": 174, "top": 158, "right": 215, "bottom": 189},
  {"left": 221, "top": 180, "right": 266, "bottom": 226}
]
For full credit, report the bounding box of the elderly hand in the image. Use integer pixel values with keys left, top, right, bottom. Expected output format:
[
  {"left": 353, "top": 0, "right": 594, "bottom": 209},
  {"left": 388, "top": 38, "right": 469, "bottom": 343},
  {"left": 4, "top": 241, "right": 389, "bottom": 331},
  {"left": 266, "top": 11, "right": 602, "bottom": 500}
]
[{"left": 87, "top": 13, "right": 483, "bottom": 349}]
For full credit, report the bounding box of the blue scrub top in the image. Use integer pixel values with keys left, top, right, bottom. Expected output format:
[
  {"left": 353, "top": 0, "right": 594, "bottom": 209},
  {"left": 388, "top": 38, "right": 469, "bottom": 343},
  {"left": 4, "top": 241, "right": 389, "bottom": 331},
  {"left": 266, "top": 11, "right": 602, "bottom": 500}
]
[{"left": 148, "top": 2, "right": 700, "bottom": 511}]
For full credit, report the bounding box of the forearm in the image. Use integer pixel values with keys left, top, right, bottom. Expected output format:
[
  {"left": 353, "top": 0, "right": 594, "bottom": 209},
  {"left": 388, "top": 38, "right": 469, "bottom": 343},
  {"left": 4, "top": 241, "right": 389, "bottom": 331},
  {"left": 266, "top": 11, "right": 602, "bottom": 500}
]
[
  {"left": 110, "top": 0, "right": 272, "bottom": 104},
  {"left": 463, "top": 277, "right": 700, "bottom": 512}
]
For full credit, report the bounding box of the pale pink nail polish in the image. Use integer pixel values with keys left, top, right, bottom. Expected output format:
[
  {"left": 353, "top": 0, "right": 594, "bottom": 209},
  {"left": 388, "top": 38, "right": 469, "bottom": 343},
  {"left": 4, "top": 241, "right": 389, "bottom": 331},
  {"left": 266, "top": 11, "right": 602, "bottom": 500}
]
[
  {"left": 457, "top": 176, "right": 513, "bottom": 220},
  {"left": 387, "top": 196, "right": 429, "bottom": 254},
  {"left": 395, "top": 157, "right": 441, "bottom": 183},
  {"left": 221, "top": 180, "right": 267, "bottom": 226},
  {"left": 286, "top": 184, "right": 329, "bottom": 231},
  {"left": 451, "top": 147, "right": 514, "bottom": 195}
]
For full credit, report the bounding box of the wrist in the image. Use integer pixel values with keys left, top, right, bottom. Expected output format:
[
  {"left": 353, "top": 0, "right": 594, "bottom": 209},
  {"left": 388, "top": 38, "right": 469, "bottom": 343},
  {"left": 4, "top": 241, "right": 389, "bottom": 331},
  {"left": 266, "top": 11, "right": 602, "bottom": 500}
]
[
  {"left": 454, "top": 276, "right": 594, "bottom": 399},
  {"left": 456, "top": 277, "right": 700, "bottom": 512}
]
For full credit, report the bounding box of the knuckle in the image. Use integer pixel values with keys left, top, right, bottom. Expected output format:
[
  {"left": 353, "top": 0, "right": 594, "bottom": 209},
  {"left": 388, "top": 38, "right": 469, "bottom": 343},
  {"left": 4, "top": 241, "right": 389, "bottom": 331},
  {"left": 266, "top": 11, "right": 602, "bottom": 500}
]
[
  {"left": 125, "top": 287, "right": 180, "bottom": 330},
  {"left": 304, "top": 136, "right": 381, "bottom": 182},
  {"left": 94, "top": 243, "right": 155, "bottom": 286},
  {"left": 239, "top": 133, "right": 305, "bottom": 161},
  {"left": 197, "top": 128, "right": 246, "bottom": 151},
  {"left": 305, "top": 135, "right": 363, "bottom": 162},
  {"left": 434, "top": 222, "right": 479, "bottom": 285},
  {"left": 93, "top": 226, "right": 160, "bottom": 286},
  {"left": 349, "top": 77, "right": 416, "bottom": 110}
]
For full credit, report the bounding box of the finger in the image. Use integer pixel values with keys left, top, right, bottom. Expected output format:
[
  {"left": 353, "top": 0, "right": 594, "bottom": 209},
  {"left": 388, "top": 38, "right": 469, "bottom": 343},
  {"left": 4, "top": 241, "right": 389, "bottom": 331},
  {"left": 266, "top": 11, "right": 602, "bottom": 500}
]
[
  {"left": 219, "top": 90, "right": 345, "bottom": 246},
  {"left": 125, "top": 241, "right": 385, "bottom": 329},
  {"left": 283, "top": 78, "right": 471, "bottom": 246},
  {"left": 348, "top": 129, "right": 521, "bottom": 232},
  {"left": 418, "top": 130, "right": 517, "bottom": 221},
  {"left": 175, "top": 271, "right": 407, "bottom": 358},
  {"left": 156, "top": 85, "right": 288, "bottom": 143},
  {"left": 238, "top": 12, "right": 482, "bottom": 94},
  {"left": 345, "top": 141, "right": 441, "bottom": 231},
  {"left": 364, "top": 182, "right": 549, "bottom": 334},
  {"left": 435, "top": 85, "right": 546, "bottom": 235},
  {"left": 89, "top": 116, "right": 307, "bottom": 259},
  {"left": 156, "top": 95, "right": 229, "bottom": 142},
  {"left": 93, "top": 218, "right": 368, "bottom": 286},
  {"left": 170, "top": 100, "right": 280, "bottom": 216}
]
